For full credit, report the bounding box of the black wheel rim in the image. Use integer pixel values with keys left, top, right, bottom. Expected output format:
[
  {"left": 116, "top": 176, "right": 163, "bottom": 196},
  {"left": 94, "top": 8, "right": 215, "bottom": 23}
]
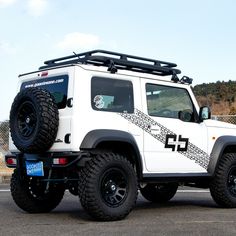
[
  {"left": 101, "top": 168, "right": 128, "bottom": 207},
  {"left": 28, "top": 177, "right": 47, "bottom": 200},
  {"left": 17, "top": 101, "right": 37, "bottom": 138},
  {"left": 228, "top": 165, "right": 236, "bottom": 197}
]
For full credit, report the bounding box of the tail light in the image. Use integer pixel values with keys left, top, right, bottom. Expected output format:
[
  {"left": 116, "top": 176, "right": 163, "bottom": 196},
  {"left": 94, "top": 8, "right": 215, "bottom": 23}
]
[
  {"left": 5, "top": 155, "right": 17, "bottom": 167},
  {"left": 53, "top": 158, "right": 68, "bottom": 165}
]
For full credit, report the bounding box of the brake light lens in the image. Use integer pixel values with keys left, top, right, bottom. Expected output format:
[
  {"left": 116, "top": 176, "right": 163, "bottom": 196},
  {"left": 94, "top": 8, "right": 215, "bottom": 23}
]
[
  {"left": 53, "top": 158, "right": 68, "bottom": 165},
  {"left": 41, "top": 71, "right": 48, "bottom": 77},
  {"left": 6, "top": 157, "right": 17, "bottom": 166}
]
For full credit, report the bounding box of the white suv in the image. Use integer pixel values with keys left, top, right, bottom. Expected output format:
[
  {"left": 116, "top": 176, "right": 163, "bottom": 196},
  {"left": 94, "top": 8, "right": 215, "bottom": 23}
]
[{"left": 5, "top": 50, "right": 236, "bottom": 221}]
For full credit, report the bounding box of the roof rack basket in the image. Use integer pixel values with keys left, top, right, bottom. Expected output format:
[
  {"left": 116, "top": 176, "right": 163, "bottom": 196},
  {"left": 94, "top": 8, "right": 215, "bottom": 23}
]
[{"left": 39, "top": 49, "right": 181, "bottom": 76}]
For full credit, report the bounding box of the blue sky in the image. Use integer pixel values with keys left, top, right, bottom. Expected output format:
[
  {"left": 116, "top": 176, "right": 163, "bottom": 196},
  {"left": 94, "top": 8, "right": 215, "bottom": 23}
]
[{"left": 1, "top": 0, "right": 236, "bottom": 120}]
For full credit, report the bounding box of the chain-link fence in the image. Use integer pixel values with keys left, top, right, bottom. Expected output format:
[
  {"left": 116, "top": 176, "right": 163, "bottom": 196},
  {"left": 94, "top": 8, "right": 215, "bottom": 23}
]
[
  {"left": 0, "top": 115, "right": 236, "bottom": 179},
  {"left": 1, "top": 116, "right": 236, "bottom": 154},
  {"left": 0, "top": 121, "right": 12, "bottom": 179},
  {"left": 212, "top": 115, "right": 236, "bottom": 124},
  {"left": 0, "top": 121, "right": 9, "bottom": 152}
]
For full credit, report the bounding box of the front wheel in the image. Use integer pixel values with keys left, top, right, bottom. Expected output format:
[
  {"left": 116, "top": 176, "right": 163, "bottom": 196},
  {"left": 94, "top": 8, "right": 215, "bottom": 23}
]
[
  {"left": 140, "top": 183, "right": 178, "bottom": 203},
  {"left": 78, "top": 152, "right": 138, "bottom": 221},
  {"left": 210, "top": 152, "right": 236, "bottom": 207},
  {"left": 11, "top": 169, "right": 65, "bottom": 213}
]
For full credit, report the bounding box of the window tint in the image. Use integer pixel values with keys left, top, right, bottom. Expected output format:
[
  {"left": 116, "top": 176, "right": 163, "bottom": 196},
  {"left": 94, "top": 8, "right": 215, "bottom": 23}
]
[
  {"left": 91, "top": 77, "right": 134, "bottom": 113},
  {"left": 146, "top": 84, "right": 195, "bottom": 122},
  {"left": 20, "top": 75, "right": 68, "bottom": 109}
]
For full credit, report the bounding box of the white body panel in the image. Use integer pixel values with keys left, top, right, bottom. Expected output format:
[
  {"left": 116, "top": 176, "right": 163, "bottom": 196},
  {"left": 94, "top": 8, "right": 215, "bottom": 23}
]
[
  {"left": 71, "top": 66, "right": 143, "bottom": 153},
  {"left": 10, "top": 63, "right": 236, "bottom": 175},
  {"left": 139, "top": 79, "right": 208, "bottom": 173},
  {"left": 10, "top": 67, "right": 75, "bottom": 152},
  {"left": 205, "top": 120, "right": 236, "bottom": 153}
]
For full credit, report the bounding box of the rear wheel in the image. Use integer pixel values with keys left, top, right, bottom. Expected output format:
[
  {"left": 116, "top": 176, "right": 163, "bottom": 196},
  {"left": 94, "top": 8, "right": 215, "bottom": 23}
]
[
  {"left": 78, "top": 152, "right": 138, "bottom": 221},
  {"left": 210, "top": 152, "right": 236, "bottom": 207},
  {"left": 140, "top": 183, "right": 178, "bottom": 203},
  {"left": 11, "top": 169, "right": 65, "bottom": 213}
]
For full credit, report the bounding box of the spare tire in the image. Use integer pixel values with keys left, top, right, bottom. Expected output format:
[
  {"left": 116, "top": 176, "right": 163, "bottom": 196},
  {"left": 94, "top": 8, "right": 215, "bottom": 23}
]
[{"left": 10, "top": 87, "right": 59, "bottom": 153}]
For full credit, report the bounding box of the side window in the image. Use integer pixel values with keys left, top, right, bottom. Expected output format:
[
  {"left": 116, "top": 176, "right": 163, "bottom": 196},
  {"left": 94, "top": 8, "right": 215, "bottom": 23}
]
[
  {"left": 146, "top": 83, "right": 195, "bottom": 122},
  {"left": 91, "top": 77, "right": 134, "bottom": 113}
]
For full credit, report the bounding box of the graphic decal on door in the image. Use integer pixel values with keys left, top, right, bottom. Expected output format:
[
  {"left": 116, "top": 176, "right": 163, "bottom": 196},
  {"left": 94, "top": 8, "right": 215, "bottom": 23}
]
[
  {"left": 165, "top": 134, "right": 189, "bottom": 152},
  {"left": 120, "top": 109, "right": 210, "bottom": 169}
]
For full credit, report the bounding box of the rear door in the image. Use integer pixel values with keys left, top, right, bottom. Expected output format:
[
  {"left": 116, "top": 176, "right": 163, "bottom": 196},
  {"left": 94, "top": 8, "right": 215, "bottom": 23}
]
[{"left": 19, "top": 68, "right": 74, "bottom": 151}]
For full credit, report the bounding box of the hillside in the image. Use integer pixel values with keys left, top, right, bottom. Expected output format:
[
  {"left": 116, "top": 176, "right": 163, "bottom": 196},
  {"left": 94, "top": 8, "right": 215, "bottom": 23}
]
[{"left": 193, "top": 80, "right": 236, "bottom": 115}]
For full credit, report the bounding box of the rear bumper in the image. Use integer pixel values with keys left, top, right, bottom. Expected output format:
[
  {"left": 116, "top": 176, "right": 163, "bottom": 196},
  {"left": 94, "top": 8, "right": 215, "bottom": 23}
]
[{"left": 5, "top": 151, "right": 90, "bottom": 169}]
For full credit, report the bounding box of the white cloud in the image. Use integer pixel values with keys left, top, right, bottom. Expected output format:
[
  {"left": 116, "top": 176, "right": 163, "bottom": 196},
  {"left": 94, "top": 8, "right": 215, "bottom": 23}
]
[
  {"left": 0, "top": 0, "right": 16, "bottom": 8},
  {"left": 0, "top": 41, "right": 16, "bottom": 54},
  {"left": 27, "top": 0, "right": 48, "bottom": 17},
  {"left": 56, "top": 32, "right": 100, "bottom": 51}
]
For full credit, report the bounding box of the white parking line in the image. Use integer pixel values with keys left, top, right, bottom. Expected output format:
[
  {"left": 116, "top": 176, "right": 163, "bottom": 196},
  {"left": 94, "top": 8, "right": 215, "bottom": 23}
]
[
  {"left": 177, "top": 190, "right": 210, "bottom": 193},
  {"left": 0, "top": 189, "right": 210, "bottom": 193},
  {"left": 0, "top": 189, "right": 10, "bottom": 192}
]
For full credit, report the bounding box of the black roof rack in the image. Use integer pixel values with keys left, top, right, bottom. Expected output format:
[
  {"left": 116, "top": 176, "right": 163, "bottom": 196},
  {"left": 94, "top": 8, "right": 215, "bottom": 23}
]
[{"left": 39, "top": 49, "right": 181, "bottom": 76}]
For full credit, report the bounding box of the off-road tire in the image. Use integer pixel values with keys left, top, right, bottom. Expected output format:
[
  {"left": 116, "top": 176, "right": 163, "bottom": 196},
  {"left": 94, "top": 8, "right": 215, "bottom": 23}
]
[
  {"left": 78, "top": 152, "right": 138, "bottom": 221},
  {"left": 140, "top": 183, "right": 178, "bottom": 203},
  {"left": 10, "top": 87, "right": 59, "bottom": 153},
  {"left": 210, "top": 152, "right": 236, "bottom": 207},
  {"left": 11, "top": 169, "right": 65, "bottom": 213}
]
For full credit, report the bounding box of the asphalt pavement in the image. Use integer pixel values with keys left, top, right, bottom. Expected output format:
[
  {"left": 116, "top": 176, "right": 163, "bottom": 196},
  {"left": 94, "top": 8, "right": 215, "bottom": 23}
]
[{"left": 0, "top": 184, "right": 236, "bottom": 236}]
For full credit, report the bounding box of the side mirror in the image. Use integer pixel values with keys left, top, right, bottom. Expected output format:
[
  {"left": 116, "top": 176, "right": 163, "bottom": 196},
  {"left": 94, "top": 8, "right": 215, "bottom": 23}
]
[{"left": 199, "top": 106, "right": 211, "bottom": 122}]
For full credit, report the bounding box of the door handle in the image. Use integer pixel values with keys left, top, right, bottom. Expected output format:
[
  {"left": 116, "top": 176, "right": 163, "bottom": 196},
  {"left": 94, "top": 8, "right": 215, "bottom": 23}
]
[{"left": 149, "top": 125, "right": 160, "bottom": 135}]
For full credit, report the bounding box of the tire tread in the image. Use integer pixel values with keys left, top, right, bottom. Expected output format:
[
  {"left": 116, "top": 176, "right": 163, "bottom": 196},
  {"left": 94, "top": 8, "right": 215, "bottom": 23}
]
[
  {"left": 210, "top": 152, "right": 236, "bottom": 207},
  {"left": 78, "top": 152, "right": 138, "bottom": 221},
  {"left": 10, "top": 87, "right": 59, "bottom": 153}
]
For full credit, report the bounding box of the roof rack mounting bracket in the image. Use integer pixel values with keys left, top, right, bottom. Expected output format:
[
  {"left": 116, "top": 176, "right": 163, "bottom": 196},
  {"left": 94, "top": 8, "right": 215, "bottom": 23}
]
[
  {"left": 106, "top": 59, "right": 118, "bottom": 74},
  {"left": 171, "top": 72, "right": 179, "bottom": 83}
]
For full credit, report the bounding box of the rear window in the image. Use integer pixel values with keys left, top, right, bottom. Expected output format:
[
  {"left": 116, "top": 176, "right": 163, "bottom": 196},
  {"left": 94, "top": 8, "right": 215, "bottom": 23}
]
[{"left": 20, "top": 75, "right": 68, "bottom": 109}]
